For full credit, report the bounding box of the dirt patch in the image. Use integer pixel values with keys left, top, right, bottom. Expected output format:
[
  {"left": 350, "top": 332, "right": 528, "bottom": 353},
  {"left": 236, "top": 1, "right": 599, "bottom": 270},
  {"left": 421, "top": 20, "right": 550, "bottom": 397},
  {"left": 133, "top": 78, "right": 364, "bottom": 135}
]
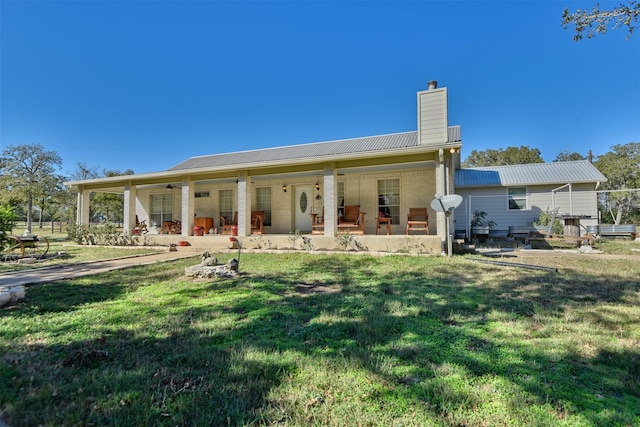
[{"left": 294, "top": 282, "right": 342, "bottom": 295}]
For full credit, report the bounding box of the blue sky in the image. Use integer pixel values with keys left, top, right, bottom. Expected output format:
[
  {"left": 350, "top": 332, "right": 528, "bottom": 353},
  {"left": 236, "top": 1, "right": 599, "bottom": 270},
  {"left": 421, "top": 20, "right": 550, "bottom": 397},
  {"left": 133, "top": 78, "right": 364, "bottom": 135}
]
[{"left": 2, "top": 1, "right": 639, "bottom": 176}]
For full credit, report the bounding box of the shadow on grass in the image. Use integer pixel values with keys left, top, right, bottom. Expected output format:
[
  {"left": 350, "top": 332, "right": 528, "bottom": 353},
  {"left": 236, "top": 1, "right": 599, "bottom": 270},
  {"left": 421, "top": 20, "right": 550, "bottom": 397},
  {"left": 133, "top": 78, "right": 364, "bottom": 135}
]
[
  {"left": 1, "top": 254, "right": 639, "bottom": 425},
  {"left": 1, "top": 328, "right": 295, "bottom": 426}
]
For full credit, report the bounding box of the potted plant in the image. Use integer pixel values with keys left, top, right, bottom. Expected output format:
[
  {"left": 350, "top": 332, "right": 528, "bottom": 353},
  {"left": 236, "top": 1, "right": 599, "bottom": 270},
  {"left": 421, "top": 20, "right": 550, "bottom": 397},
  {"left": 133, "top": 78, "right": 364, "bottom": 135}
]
[{"left": 471, "top": 210, "right": 496, "bottom": 237}]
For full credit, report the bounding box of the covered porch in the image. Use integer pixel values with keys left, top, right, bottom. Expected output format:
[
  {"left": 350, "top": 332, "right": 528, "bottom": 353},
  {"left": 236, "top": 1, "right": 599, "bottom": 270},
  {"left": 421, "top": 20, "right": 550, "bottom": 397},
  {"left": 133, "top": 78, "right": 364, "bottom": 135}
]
[{"left": 71, "top": 146, "right": 458, "bottom": 247}]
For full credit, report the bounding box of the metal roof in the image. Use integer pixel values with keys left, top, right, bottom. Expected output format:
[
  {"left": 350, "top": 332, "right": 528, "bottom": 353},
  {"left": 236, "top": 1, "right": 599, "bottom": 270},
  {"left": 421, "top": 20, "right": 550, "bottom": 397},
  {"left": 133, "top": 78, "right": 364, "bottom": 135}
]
[
  {"left": 168, "top": 127, "right": 461, "bottom": 171},
  {"left": 455, "top": 160, "right": 607, "bottom": 187}
]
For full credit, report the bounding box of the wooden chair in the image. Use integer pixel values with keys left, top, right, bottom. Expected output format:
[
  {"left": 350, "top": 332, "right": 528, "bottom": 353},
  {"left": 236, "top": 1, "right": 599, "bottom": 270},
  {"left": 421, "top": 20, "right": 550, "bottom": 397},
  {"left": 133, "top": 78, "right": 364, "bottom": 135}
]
[
  {"left": 161, "top": 220, "right": 182, "bottom": 234},
  {"left": 338, "top": 205, "right": 366, "bottom": 234},
  {"left": 133, "top": 215, "right": 148, "bottom": 234},
  {"left": 250, "top": 211, "right": 265, "bottom": 235},
  {"left": 310, "top": 207, "right": 324, "bottom": 234},
  {"left": 221, "top": 212, "right": 238, "bottom": 235},
  {"left": 406, "top": 208, "right": 429, "bottom": 234}
]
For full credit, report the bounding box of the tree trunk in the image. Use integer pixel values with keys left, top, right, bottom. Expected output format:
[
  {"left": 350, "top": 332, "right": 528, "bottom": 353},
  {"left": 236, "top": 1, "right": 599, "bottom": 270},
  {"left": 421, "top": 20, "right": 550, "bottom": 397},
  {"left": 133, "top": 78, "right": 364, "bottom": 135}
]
[
  {"left": 615, "top": 209, "right": 623, "bottom": 225},
  {"left": 25, "top": 196, "right": 33, "bottom": 235}
]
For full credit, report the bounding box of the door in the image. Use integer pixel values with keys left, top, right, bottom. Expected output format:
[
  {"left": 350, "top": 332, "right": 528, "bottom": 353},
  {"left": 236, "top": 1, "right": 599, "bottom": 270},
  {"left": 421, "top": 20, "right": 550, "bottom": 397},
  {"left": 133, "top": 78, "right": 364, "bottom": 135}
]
[{"left": 294, "top": 186, "right": 312, "bottom": 232}]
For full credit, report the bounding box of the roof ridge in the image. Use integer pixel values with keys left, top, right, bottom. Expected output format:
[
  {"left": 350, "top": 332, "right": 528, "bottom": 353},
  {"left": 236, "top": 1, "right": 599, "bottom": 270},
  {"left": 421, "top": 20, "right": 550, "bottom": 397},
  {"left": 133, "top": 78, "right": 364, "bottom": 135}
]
[{"left": 184, "top": 130, "right": 419, "bottom": 160}]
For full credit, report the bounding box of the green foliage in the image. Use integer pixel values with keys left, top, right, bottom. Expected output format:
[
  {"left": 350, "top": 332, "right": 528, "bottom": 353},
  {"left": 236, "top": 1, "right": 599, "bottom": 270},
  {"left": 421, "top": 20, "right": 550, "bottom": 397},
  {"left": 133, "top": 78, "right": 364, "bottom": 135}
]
[
  {"left": 66, "top": 223, "right": 135, "bottom": 246},
  {"left": 462, "top": 145, "right": 544, "bottom": 167},
  {"left": 0, "top": 206, "right": 18, "bottom": 252},
  {"left": 562, "top": 1, "right": 639, "bottom": 41},
  {"left": 595, "top": 142, "right": 640, "bottom": 224},
  {"left": 0, "top": 143, "right": 64, "bottom": 233},
  {"left": 334, "top": 232, "right": 366, "bottom": 251},
  {"left": 532, "top": 209, "right": 564, "bottom": 234},
  {"left": 470, "top": 210, "right": 496, "bottom": 228},
  {"left": 554, "top": 150, "right": 587, "bottom": 162}
]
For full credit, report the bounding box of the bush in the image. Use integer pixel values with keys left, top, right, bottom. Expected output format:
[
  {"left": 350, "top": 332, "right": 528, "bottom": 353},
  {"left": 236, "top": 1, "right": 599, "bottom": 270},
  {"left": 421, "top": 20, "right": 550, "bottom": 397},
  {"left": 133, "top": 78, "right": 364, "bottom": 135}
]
[
  {"left": 0, "top": 206, "right": 18, "bottom": 253},
  {"left": 532, "top": 209, "right": 564, "bottom": 235},
  {"left": 66, "top": 223, "right": 134, "bottom": 246}
]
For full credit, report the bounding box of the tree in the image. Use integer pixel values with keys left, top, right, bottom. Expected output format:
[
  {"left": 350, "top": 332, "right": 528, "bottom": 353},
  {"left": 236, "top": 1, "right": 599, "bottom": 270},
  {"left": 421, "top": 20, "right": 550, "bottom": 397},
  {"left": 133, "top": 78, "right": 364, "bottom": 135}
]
[
  {"left": 594, "top": 142, "right": 640, "bottom": 224},
  {"left": 0, "top": 206, "right": 18, "bottom": 252},
  {"left": 65, "top": 164, "right": 135, "bottom": 224},
  {"left": 562, "top": 1, "right": 639, "bottom": 41},
  {"left": 462, "top": 145, "right": 544, "bottom": 167},
  {"left": 0, "top": 143, "right": 63, "bottom": 235},
  {"left": 554, "top": 151, "right": 587, "bottom": 162},
  {"left": 91, "top": 169, "right": 134, "bottom": 223}
]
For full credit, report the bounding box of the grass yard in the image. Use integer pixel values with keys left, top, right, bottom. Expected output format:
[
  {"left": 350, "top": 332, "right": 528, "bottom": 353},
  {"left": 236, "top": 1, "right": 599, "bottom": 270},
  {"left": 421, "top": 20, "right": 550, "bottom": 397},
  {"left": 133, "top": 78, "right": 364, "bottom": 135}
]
[{"left": 1, "top": 252, "right": 639, "bottom": 426}]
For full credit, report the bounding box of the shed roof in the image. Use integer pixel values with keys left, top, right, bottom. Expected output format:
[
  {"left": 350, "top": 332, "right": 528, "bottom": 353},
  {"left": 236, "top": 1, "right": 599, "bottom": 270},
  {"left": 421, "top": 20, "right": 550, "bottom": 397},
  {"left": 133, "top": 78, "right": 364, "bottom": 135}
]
[
  {"left": 168, "top": 127, "right": 461, "bottom": 171},
  {"left": 455, "top": 160, "right": 607, "bottom": 188}
]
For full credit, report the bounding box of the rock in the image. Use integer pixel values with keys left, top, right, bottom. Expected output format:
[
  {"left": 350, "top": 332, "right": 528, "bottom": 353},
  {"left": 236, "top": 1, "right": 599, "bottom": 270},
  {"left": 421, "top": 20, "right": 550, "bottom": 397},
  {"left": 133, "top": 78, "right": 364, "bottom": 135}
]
[
  {"left": 201, "top": 255, "right": 218, "bottom": 266},
  {"left": 227, "top": 259, "right": 239, "bottom": 271},
  {"left": 185, "top": 264, "right": 237, "bottom": 279},
  {"left": 0, "top": 285, "right": 26, "bottom": 306},
  {"left": 0, "top": 292, "right": 10, "bottom": 306}
]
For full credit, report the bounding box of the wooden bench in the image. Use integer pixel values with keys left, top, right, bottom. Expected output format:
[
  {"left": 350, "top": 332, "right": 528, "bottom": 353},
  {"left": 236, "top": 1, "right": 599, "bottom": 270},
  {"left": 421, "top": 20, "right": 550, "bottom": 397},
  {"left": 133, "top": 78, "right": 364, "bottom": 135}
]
[{"left": 506, "top": 224, "right": 589, "bottom": 246}]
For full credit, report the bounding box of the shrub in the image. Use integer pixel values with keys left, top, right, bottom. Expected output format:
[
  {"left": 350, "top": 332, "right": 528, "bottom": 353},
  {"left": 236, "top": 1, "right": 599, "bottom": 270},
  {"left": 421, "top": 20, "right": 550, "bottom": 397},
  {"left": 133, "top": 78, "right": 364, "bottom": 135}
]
[
  {"left": 66, "top": 223, "right": 134, "bottom": 246},
  {"left": 0, "top": 206, "right": 18, "bottom": 253},
  {"left": 532, "top": 209, "right": 564, "bottom": 235}
]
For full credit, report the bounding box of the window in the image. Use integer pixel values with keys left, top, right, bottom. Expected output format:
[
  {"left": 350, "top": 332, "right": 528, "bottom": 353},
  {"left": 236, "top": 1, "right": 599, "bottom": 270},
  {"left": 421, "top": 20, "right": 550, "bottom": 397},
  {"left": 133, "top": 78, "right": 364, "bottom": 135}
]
[
  {"left": 337, "top": 182, "right": 345, "bottom": 217},
  {"left": 150, "top": 194, "right": 173, "bottom": 227},
  {"left": 194, "top": 191, "right": 210, "bottom": 198},
  {"left": 378, "top": 179, "right": 400, "bottom": 224},
  {"left": 508, "top": 187, "right": 527, "bottom": 210},
  {"left": 255, "top": 187, "right": 272, "bottom": 226},
  {"left": 219, "top": 189, "right": 233, "bottom": 225}
]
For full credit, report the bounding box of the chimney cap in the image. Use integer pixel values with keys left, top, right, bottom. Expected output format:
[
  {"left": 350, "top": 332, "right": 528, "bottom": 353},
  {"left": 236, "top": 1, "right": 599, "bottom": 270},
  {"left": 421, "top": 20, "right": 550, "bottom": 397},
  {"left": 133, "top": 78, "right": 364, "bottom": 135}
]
[{"left": 427, "top": 80, "right": 438, "bottom": 90}]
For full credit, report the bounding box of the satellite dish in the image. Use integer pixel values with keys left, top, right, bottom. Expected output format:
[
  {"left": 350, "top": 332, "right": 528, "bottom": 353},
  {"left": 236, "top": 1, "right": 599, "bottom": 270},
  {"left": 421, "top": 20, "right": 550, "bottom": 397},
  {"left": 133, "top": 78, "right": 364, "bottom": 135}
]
[{"left": 430, "top": 194, "right": 463, "bottom": 213}]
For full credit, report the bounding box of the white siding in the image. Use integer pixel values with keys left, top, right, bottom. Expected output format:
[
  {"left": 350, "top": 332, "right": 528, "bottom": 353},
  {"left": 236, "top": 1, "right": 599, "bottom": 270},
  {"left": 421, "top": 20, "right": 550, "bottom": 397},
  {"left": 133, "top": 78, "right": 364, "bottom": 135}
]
[
  {"left": 454, "top": 183, "right": 600, "bottom": 236},
  {"left": 418, "top": 88, "right": 448, "bottom": 145}
]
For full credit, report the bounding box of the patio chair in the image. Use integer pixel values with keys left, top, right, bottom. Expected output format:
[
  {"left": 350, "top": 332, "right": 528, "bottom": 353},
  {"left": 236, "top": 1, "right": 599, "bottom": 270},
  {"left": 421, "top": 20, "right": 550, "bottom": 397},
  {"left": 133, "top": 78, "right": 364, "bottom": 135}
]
[
  {"left": 310, "top": 207, "right": 324, "bottom": 234},
  {"left": 221, "top": 212, "right": 238, "bottom": 235},
  {"left": 133, "top": 215, "right": 148, "bottom": 234},
  {"left": 251, "top": 211, "right": 265, "bottom": 234},
  {"left": 406, "top": 208, "right": 429, "bottom": 234}
]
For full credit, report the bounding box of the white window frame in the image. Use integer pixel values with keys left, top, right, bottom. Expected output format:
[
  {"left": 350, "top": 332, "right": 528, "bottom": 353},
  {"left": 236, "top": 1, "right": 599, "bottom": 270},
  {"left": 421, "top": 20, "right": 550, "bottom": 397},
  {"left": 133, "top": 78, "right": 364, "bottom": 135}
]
[
  {"left": 255, "top": 187, "right": 272, "bottom": 226},
  {"left": 219, "top": 189, "right": 234, "bottom": 225},
  {"left": 378, "top": 179, "right": 400, "bottom": 224},
  {"left": 150, "top": 194, "right": 173, "bottom": 227},
  {"left": 507, "top": 187, "right": 528, "bottom": 210}
]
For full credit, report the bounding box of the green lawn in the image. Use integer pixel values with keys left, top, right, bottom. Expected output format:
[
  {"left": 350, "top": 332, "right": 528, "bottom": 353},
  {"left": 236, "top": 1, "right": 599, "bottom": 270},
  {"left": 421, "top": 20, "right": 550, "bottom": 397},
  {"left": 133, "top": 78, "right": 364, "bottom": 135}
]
[{"left": 1, "top": 253, "right": 639, "bottom": 426}]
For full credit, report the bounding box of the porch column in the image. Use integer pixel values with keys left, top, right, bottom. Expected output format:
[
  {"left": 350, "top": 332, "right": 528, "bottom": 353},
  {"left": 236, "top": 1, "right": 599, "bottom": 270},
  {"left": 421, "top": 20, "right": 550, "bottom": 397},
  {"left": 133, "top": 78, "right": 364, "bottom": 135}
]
[
  {"left": 123, "top": 182, "right": 137, "bottom": 235},
  {"left": 181, "top": 178, "right": 194, "bottom": 236},
  {"left": 323, "top": 163, "right": 337, "bottom": 236},
  {"left": 237, "top": 171, "right": 250, "bottom": 236},
  {"left": 77, "top": 187, "right": 91, "bottom": 225},
  {"left": 435, "top": 149, "right": 447, "bottom": 253}
]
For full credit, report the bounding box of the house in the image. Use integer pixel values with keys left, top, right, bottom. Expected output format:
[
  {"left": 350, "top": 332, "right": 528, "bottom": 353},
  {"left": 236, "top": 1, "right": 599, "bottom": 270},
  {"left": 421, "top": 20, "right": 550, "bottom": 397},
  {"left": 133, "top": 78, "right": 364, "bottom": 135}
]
[
  {"left": 454, "top": 161, "right": 607, "bottom": 239},
  {"left": 65, "top": 81, "right": 462, "bottom": 253},
  {"left": 65, "top": 81, "right": 608, "bottom": 252}
]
